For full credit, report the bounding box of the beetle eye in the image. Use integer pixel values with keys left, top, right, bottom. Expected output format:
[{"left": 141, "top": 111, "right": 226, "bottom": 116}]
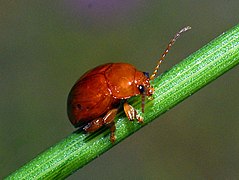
[
  {"left": 138, "top": 85, "right": 145, "bottom": 94},
  {"left": 143, "top": 72, "right": 149, "bottom": 78}
]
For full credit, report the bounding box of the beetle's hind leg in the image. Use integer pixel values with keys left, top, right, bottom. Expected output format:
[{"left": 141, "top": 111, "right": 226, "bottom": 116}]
[
  {"left": 123, "top": 102, "right": 143, "bottom": 123},
  {"left": 83, "top": 108, "right": 118, "bottom": 143},
  {"left": 83, "top": 117, "right": 104, "bottom": 132}
]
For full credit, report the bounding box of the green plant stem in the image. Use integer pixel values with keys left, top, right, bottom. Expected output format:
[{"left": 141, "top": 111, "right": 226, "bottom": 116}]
[{"left": 5, "top": 24, "right": 239, "bottom": 179}]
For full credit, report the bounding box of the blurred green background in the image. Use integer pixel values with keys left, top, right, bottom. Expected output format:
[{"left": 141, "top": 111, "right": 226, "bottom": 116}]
[{"left": 1, "top": 1, "right": 239, "bottom": 179}]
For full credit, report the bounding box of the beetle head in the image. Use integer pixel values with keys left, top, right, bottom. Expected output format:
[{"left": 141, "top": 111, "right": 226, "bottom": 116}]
[{"left": 135, "top": 71, "right": 154, "bottom": 113}]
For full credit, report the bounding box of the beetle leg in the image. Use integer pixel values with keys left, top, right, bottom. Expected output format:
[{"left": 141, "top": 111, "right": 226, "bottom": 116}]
[
  {"left": 83, "top": 117, "right": 104, "bottom": 132},
  {"left": 83, "top": 109, "right": 118, "bottom": 143},
  {"left": 105, "top": 121, "right": 116, "bottom": 143},
  {"left": 123, "top": 102, "right": 143, "bottom": 123},
  {"left": 103, "top": 109, "right": 118, "bottom": 143}
]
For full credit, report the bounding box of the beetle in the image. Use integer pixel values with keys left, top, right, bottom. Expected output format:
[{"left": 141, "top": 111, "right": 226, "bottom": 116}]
[{"left": 67, "top": 26, "right": 191, "bottom": 143}]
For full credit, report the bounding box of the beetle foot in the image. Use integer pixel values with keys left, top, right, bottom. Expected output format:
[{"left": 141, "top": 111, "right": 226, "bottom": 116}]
[
  {"left": 136, "top": 115, "right": 144, "bottom": 123},
  {"left": 103, "top": 109, "right": 117, "bottom": 143},
  {"left": 124, "top": 102, "right": 136, "bottom": 121},
  {"left": 107, "top": 121, "right": 116, "bottom": 144},
  {"left": 110, "top": 133, "right": 116, "bottom": 143},
  {"left": 124, "top": 102, "right": 143, "bottom": 123}
]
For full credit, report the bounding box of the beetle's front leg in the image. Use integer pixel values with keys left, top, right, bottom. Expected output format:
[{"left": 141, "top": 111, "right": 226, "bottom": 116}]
[{"left": 123, "top": 102, "right": 143, "bottom": 123}]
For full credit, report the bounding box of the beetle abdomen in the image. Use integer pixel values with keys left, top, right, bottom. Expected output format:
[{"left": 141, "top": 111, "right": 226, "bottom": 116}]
[{"left": 67, "top": 73, "right": 113, "bottom": 127}]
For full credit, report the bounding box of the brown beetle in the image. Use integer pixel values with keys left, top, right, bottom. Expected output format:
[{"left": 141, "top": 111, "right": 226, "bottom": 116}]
[{"left": 67, "top": 26, "right": 191, "bottom": 143}]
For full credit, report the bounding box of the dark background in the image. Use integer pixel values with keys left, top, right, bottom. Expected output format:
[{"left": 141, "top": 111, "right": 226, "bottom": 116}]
[{"left": 1, "top": 1, "right": 239, "bottom": 179}]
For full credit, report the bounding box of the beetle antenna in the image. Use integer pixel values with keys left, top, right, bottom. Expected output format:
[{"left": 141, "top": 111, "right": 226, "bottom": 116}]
[{"left": 150, "top": 26, "right": 191, "bottom": 80}]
